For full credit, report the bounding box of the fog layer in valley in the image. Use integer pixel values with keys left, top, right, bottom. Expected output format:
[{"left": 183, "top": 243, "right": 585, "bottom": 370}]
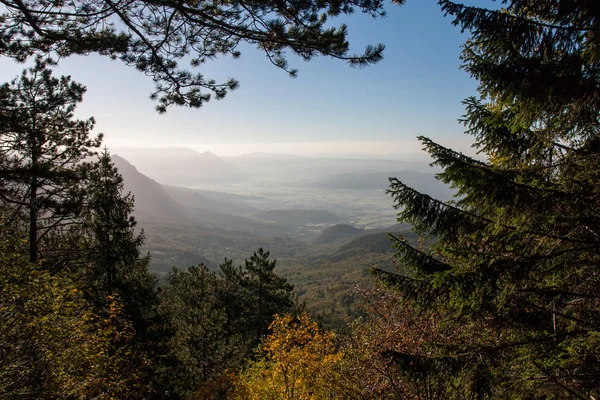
[{"left": 112, "top": 146, "right": 452, "bottom": 327}]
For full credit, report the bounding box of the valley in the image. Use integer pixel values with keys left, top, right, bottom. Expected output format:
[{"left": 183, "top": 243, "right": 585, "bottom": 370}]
[{"left": 112, "top": 147, "right": 447, "bottom": 327}]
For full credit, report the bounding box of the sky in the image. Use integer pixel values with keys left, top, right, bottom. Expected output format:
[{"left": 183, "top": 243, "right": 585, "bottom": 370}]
[{"left": 0, "top": 0, "right": 481, "bottom": 158}]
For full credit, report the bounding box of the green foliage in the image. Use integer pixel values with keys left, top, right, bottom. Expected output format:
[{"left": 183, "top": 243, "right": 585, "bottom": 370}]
[
  {"left": 381, "top": 1, "right": 600, "bottom": 398},
  {"left": 158, "top": 265, "right": 234, "bottom": 398},
  {"left": 0, "top": 232, "right": 142, "bottom": 398},
  {"left": 240, "top": 248, "right": 296, "bottom": 344},
  {"left": 0, "top": 63, "right": 161, "bottom": 396},
  {"left": 81, "top": 148, "right": 157, "bottom": 334},
  {"left": 0, "top": 59, "right": 102, "bottom": 264},
  {"left": 156, "top": 249, "right": 297, "bottom": 398},
  {"left": 218, "top": 248, "right": 298, "bottom": 355}
]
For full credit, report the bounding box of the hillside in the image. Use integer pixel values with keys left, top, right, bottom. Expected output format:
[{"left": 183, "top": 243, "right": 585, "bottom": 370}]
[
  {"left": 111, "top": 154, "right": 412, "bottom": 327},
  {"left": 274, "top": 225, "right": 418, "bottom": 329},
  {"left": 112, "top": 155, "right": 186, "bottom": 222},
  {"left": 140, "top": 220, "right": 309, "bottom": 275},
  {"left": 335, "top": 232, "right": 396, "bottom": 258},
  {"left": 313, "top": 224, "right": 365, "bottom": 245}
]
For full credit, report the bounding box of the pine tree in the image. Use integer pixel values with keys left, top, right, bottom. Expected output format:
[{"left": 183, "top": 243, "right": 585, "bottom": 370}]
[
  {"left": 220, "top": 248, "right": 296, "bottom": 349},
  {"left": 158, "top": 264, "right": 230, "bottom": 398},
  {"left": 82, "top": 148, "right": 156, "bottom": 331},
  {"left": 245, "top": 248, "right": 296, "bottom": 344},
  {"left": 376, "top": 1, "right": 600, "bottom": 398},
  {"left": 0, "top": 59, "right": 102, "bottom": 265},
  {"left": 0, "top": 0, "right": 389, "bottom": 112}
]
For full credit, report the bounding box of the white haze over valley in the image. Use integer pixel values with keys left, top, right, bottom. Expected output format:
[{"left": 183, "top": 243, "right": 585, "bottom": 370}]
[
  {"left": 107, "top": 137, "right": 480, "bottom": 159},
  {"left": 105, "top": 141, "right": 460, "bottom": 278}
]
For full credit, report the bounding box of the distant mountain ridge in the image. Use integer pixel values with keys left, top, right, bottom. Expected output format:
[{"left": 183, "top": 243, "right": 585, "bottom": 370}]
[{"left": 112, "top": 147, "right": 248, "bottom": 186}]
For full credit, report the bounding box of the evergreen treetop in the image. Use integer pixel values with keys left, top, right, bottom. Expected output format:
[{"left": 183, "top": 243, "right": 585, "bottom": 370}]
[{"left": 0, "top": 59, "right": 102, "bottom": 264}]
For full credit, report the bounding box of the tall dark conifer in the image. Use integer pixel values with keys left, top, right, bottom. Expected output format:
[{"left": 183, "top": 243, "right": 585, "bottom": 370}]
[
  {"left": 244, "top": 248, "right": 296, "bottom": 344},
  {"left": 0, "top": 59, "right": 101, "bottom": 265},
  {"left": 221, "top": 248, "right": 296, "bottom": 348},
  {"left": 377, "top": 1, "right": 600, "bottom": 398},
  {"left": 83, "top": 149, "right": 156, "bottom": 330},
  {"left": 157, "top": 264, "right": 230, "bottom": 398}
]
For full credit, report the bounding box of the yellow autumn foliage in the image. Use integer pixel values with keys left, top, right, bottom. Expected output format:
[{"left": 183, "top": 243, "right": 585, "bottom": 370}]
[
  {"left": 0, "top": 238, "right": 140, "bottom": 399},
  {"left": 234, "top": 313, "right": 344, "bottom": 400}
]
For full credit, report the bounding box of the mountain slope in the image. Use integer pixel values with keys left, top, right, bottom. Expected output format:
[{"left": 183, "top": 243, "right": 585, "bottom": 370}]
[
  {"left": 112, "top": 154, "right": 186, "bottom": 222},
  {"left": 313, "top": 224, "right": 365, "bottom": 245}
]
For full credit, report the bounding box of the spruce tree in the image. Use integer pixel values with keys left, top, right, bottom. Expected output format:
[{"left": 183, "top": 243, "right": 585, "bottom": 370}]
[
  {"left": 377, "top": 1, "right": 600, "bottom": 398},
  {"left": 0, "top": 59, "right": 102, "bottom": 264}
]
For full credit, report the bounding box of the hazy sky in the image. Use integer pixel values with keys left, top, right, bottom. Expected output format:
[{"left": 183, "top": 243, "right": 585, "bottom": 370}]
[{"left": 0, "top": 0, "right": 481, "bottom": 158}]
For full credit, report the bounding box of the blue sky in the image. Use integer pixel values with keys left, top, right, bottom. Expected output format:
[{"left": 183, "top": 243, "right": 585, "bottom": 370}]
[{"left": 0, "top": 0, "right": 481, "bottom": 157}]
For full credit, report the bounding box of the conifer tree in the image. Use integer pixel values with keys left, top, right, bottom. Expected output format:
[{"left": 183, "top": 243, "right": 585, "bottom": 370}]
[
  {"left": 376, "top": 1, "right": 600, "bottom": 398},
  {"left": 0, "top": 59, "right": 102, "bottom": 264},
  {"left": 220, "top": 248, "right": 296, "bottom": 349},
  {"left": 244, "top": 248, "right": 296, "bottom": 344},
  {"left": 82, "top": 148, "right": 156, "bottom": 331},
  {"left": 158, "top": 264, "right": 230, "bottom": 398},
  {"left": 0, "top": 0, "right": 390, "bottom": 112}
]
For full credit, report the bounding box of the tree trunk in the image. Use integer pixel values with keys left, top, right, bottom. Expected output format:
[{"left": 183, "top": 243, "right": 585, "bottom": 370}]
[{"left": 29, "top": 174, "right": 37, "bottom": 263}]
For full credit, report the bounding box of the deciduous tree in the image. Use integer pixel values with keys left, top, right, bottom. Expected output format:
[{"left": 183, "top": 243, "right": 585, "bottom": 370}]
[
  {"left": 0, "top": 230, "right": 139, "bottom": 398},
  {"left": 234, "top": 313, "right": 343, "bottom": 400}
]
